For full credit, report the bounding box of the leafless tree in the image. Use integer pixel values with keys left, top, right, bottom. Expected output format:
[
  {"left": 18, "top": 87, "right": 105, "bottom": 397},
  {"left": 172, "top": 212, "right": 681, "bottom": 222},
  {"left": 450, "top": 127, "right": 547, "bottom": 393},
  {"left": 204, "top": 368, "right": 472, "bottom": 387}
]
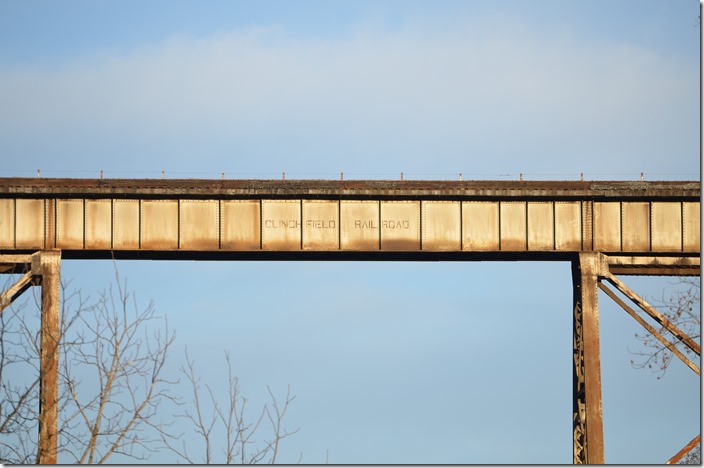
[
  {"left": 629, "top": 277, "right": 700, "bottom": 379},
  {"left": 162, "top": 349, "right": 300, "bottom": 464},
  {"left": 0, "top": 270, "right": 176, "bottom": 464},
  {"left": 1, "top": 265, "right": 300, "bottom": 464}
]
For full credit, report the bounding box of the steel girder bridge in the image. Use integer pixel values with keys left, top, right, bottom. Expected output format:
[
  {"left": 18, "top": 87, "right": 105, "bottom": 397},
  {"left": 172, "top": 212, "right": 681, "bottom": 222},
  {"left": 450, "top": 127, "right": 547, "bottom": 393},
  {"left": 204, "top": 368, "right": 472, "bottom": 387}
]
[{"left": 0, "top": 177, "right": 699, "bottom": 464}]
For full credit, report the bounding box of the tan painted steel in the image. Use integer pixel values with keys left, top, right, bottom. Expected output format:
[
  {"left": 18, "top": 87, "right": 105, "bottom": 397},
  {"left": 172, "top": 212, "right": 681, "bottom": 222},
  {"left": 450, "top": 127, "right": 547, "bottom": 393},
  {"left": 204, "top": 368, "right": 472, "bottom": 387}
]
[
  {"left": 0, "top": 179, "right": 698, "bottom": 256},
  {"left": 462, "top": 202, "right": 499, "bottom": 251},
  {"left": 180, "top": 200, "right": 219, "bottom": 250},
  {"left": 572, "top": 253, "right": 605, "bottom": 464},
  {"left": 113, "top": 199, "right": 139, "bottom": 249},
  {"left": 303, "top": 200, "right": 339, "bottom": 251},
  {"left": 86, "top": 200, "right": 112, "bottom": 250},
  {"left": 422, "top": 201, "right": 461, "bottom": 251},
  {"left": 340, "top": 200, "right": 379, "bottom": 251},
  {"left": 380, "top": 201, "right": 420, "bottom": 251},
  {"left": 0, "top": 199, "right": 13, "bottom": 248},
  {"left": 221, "top": 200, "right": 260, "bottom": 250},
  {"left": 15, "top": 199, "right": 45, "bottom": 250},
  {"left": 262, "top": 200, "right": 301, "bottom": 250}
]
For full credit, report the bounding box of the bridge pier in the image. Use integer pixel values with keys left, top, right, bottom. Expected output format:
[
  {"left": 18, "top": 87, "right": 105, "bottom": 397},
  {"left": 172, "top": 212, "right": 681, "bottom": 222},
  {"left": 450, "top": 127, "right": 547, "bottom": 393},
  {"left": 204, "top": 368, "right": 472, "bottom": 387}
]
[{"left": 572, "top": 253, "right": 605, "bottom": 464}]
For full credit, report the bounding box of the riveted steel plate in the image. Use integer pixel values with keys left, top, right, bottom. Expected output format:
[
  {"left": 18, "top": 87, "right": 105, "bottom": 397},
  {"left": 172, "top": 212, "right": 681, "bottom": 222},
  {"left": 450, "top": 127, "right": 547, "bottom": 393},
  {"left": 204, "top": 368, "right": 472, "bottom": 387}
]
[
  {"left": 141, "top": 200, "right": 179, "bottom": 250},
  {"left": 15, "top": 199, "right": 44, "bottom": 249},
  {"left": 85, "top": 200, "right": 112, "bottom": 249},
  {"left": 462, "top": 202, "right": 499, "bottom": 251},
  {"left": 0, "top": 199, "right": 14, "bottom": 248},
  {"left": 302, "top": 200, "right": 338, "bottom": 250},
  {"left": 621, "top": 202, "right": 650, "bottom": 252},
  {"left": 500, "top": 202, "right": 527, "bottom": 251},
  {"left": 221, "top": 200, "right": 260, "bottom": 250},
  {"left": 113, "top": 200, "right": 140, "bottom": 249},
  {"left": 651, "top": 202, "right": 682, "bottom": 252},
  {"left": 422, "top": 201, "right": 460, "bottom": 251},
  {"left": 555, "top": 202, "right": 581, "bottom": 251},
  {"left": 340, "top": 200, "right": 379, "bottom": 251},
  {"left": 180, "top": 200, "right": 219, "bottom": 250},
  {"left": 381, "top": 201, "right": 419, "bottom": 251},
  {"left": 683, "top": 202, "right": 700, "bottom": 252},
  {"left": 593, "top": 202, "right": 621, "bottom": 252},
  {"left": 527, "top": 202, "right": 554, "bottom": 251},
  {"left": 56, "top": 199, "right": 84, "bottom": 249},
  {"left": 262, "top": 200, "right": 301, "bottom": 251}
]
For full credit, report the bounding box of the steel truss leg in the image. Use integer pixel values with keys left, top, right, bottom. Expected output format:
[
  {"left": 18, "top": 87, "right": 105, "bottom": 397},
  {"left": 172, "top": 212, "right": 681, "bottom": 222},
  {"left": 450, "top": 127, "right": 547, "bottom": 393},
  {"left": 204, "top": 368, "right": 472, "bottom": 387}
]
[
  {"left": 572, "top": 253, "right": 605, "bottom": 464},
  {"left": 0, "top": 251, "right": 61, "bottom": 464},
  {"left": 597, "top": 268, "right": 700, "bottom": 464},
  {"left": 37, "top": 251, "right": 61, "bottom": 464}
]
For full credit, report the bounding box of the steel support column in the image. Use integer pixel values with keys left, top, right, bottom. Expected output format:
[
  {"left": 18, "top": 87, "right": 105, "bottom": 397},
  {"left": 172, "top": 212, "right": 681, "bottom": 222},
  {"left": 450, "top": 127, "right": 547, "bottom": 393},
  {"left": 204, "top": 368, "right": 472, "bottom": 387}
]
[
  {"left": 36, "top": 251, "right": 61, "bottom": 465},
  {"left": 572, "top": 253, "right": 605, "bottom": 464}
]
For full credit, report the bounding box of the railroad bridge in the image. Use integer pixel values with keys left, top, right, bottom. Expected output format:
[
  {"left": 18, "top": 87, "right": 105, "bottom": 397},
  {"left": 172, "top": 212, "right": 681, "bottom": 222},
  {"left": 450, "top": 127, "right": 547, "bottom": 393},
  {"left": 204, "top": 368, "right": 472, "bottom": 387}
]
[{"left": 0, "top": 178, "right": 700, "bottom": 463}]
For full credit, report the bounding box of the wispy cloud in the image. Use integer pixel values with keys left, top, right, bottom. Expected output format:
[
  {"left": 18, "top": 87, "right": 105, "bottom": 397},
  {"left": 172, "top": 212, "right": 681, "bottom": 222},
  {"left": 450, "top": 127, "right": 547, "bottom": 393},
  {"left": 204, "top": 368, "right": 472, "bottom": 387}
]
[{"left": 0, "top": 16, "right": 697, "bottom": 178}]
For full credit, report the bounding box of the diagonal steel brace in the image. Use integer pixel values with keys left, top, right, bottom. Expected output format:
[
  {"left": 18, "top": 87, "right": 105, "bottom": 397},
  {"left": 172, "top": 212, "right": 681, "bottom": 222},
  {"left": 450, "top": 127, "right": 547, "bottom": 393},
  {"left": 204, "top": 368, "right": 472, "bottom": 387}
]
[
  {"left": 597, "top": 281, "right": 700, "bottom": 375},
  {"left": 0, "top": 270, "right": 34, "bottom": 315},
  {"left": 602, "top": 271, "right": 700, "bottom": 356}
]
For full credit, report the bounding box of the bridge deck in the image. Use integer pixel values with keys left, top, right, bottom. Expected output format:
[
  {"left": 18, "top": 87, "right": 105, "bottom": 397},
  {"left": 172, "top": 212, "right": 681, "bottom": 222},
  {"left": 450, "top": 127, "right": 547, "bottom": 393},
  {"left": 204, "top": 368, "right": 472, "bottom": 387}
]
[{"left": 0, "top": 178, "right": 699, "bottom": 260}]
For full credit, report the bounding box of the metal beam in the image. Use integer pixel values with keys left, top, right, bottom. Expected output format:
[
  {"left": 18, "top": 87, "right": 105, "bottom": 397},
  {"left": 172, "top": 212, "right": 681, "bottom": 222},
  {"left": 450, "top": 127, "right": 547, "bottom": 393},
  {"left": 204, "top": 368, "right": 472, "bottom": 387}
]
[
  {"left": 572, "top": 253, "right": 605, "bottom": 464},
  {"left": 602, "top": 271, "right": 700, "bottom": 356},
  {"left": 606, "top": 255, "right": 700, "bottom": 277},
  {"left": 0, "top": 270, "right": 34, "bottom": 314},
  {"left": 36, "top": 251, "right": 61, "bottom": 465},
  {"left": 598, "top": 281, "right": 700, "bottom": 375},
  {"left": 0, "top": 179, "right": 698, "bottom": 258},
  {"left": 666, "top": 434, "right": 701, "bottom": 464}
]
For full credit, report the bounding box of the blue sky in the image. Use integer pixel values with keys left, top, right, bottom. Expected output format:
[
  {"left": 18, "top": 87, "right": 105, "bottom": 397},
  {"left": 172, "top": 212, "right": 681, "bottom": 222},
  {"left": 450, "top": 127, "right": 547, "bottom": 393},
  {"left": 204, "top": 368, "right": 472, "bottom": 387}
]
[{"left": 0, "top": 0, "right": 700, "bottom": 464}]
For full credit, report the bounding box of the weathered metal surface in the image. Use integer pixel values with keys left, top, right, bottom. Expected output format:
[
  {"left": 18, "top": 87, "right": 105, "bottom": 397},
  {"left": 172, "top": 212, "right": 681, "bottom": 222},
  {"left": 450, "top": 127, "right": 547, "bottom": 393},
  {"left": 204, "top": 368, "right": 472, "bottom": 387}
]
[
  {"left": 500, "top": 202, "right": 527, "bottom": 251},
  {"left": 528, "top": 202, "right": 554, "bottom": 251},
  {"left": 56, "top": 199, "right": 84, "bottom": 249},
  {"left": 606, "top": 255, "right": 700, "bottom": 276},
  {"left": 340, "top": 200, "right": 379, "bottom": 251},
  {"left": 180, "top": 200, "right": 219, "bottom": 250},
  {"left": 262, "top": 200, "right": 301, "bottom": 251},
  {"left": 85, "top": 200, "right": 112, "bottom": 249},
  {"left": 650, "top": 202, "right": 682, "bottom": 252},
  {"left": 0, "top": 199, "right": 14, "bottom": 248},
  {"left": 141, "top": 200, "right": 179, "bottom": 250},
  {"left": 572, "top": 253, "right": 605, "bottom": 464},
  {"left": 593, "top": 202, "right": 621, "bottom": 252},
  {"left": 302, "top": 200, "right": 338, "bottom": 250},
  {"left": 0, "top": 179, "right": 698, "bottom": 257},
  {"left": 0, "top": 178, "right": 698, "bottom": 199},
  {"left": 421, "top": 201, "right": 461, "bottom": 251},
  {"left": 15, "top": 199, "right": 44, "bottom": 249},
  {"left": 380, "top": 201, "right": 419, "bottom": 251},
  {"left": 221, "top": 200, "right": 260, "bottom": 250},
  {"left": 0, "top": 270, "right": 33, "bottom": 314},
  {"left": 683, "top": 202, "right": 700, "bottom": 251},
  {"left": 462, "top": 202, "right": 499, "bottom": 251},
  {"left": 555, "top": 202, "right": 582, "bottom": 251},
  {"left": 621, "top": 202, "right": 650, "bottom": 252},
  {"left": 113, "top": 199, "right": 139, "bottom": 249},
  {"left": 37, "top": 251, "right": 60, "bottom": 464}
]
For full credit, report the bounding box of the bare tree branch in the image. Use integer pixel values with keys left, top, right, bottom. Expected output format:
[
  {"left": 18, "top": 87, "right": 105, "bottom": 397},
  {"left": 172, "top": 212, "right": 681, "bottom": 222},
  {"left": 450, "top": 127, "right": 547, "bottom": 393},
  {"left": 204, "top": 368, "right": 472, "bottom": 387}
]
[{"left": 630, "top": 278, "right": 700, "bottom": 379}]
